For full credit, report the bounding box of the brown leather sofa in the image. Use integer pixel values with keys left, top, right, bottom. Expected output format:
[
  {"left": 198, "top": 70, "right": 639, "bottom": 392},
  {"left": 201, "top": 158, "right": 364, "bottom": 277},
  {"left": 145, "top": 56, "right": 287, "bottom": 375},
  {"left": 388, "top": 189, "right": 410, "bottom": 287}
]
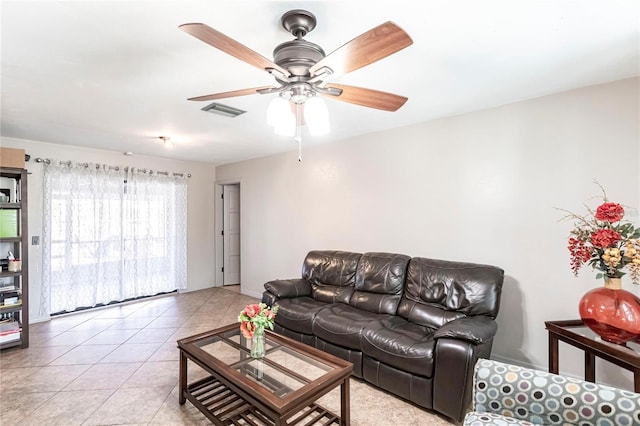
[{"left": 261, "top": 250, "right": 504, "bottom": 422}]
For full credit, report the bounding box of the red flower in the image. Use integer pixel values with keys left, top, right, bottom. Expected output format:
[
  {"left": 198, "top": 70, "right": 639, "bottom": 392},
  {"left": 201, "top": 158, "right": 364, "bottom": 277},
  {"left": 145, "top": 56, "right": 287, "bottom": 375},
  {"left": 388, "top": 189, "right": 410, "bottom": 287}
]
[
  {"left": 568, "top": 237, "right": 592, "bottom": 275},
  {"left": 591, "top": 229, "right": 622, "bottom": 248},
  {"left": 243, "top": 304, "right": 261, "bottom": 318},
  {"left": 240, "top": 321, "right": 255, "bottom": 338},
  {"left": 264, "top": 310, "right": 274, "bottom": 320},
  {"left": 595, "top": 202, "right": 624, "bottom": 222}
]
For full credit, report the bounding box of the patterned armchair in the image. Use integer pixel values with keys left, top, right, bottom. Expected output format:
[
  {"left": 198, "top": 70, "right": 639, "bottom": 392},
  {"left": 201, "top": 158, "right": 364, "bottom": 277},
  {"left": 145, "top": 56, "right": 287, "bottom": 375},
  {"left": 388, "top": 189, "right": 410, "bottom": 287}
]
[{"left": 463, "top": 359, "right": 640, "bottom": 426}]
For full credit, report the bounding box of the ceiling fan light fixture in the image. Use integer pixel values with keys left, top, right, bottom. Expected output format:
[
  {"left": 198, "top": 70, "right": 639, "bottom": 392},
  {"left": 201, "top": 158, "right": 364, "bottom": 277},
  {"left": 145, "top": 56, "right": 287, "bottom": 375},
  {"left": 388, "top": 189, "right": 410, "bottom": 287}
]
[
  {"left": 304, "top": 96, "right": 330, "bottom": 135},
  {"left": 273, "top": 110, "right": 296, "bottom": 136},
  {"left": 266, "top": 96, "right": 290, "bottom": 127},
  {"left": 180, "top": 10, "right": 412, "bottom": 159}
]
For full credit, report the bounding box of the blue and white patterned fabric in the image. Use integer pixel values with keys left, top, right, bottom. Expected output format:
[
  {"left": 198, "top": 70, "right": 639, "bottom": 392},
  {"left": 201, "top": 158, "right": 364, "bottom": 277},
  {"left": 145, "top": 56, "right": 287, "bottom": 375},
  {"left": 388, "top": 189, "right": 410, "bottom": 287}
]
[{"left": 463, "top": 358, "right": 640, "bottom": 426}]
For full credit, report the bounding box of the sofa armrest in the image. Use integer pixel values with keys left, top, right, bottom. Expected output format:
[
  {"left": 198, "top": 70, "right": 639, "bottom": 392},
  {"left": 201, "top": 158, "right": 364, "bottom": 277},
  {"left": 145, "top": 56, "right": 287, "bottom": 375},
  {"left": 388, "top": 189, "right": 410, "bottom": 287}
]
[
  {"left": 463, "top": 412, "right": 533, "bottom": 426},
  {"left": 433, "top": 316, "right": 497, "bottom": 344},
  {"left": 471, "top": 359, "right": 640, "bottom": 424},
  {"left": 264, "top": 279, "right": 312, "bottom": 298}
]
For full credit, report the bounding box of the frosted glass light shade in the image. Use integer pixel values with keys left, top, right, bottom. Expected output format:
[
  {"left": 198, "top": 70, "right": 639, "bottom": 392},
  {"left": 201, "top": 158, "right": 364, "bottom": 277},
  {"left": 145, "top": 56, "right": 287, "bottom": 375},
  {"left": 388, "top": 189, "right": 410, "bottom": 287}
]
[
  {"left": 304, "top": 96, "right": 330, "bottom": 135},
  {"left": 274, "top": 111, "right": 295, "bottom": 136},
  {"left": 266, "top": 97, "right": 289, "bottom": 127}
]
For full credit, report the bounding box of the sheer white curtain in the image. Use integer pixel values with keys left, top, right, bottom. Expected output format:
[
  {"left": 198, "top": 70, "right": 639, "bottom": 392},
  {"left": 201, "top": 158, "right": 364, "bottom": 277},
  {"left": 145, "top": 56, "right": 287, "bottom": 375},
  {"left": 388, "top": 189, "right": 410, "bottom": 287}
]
[{"left": 41, "top": 163, "right": 187, "bottom": 316}]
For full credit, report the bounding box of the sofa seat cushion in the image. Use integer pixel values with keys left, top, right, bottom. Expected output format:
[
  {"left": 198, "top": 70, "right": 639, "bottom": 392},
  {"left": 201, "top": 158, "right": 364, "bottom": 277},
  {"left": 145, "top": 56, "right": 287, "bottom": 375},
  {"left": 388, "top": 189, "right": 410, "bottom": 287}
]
[
  {"left": 361, "top": 316, "right": 437, "bottom": 378},
  {"left": 274, "top": 297, "right": 330, "bottom": 335},
  {"left": 313, "top": 304, "right": 389, "bottom": 350}
]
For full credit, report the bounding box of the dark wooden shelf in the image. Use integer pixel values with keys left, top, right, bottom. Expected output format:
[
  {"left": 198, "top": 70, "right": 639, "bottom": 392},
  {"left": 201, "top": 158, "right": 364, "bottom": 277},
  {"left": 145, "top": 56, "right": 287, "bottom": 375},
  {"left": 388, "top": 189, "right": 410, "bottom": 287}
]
[
  {"left": 0, "top": 237, "right": 22, "bottom": 243},
  {"left": 0, "top": 203, "right": 21, "bottom": 209},
  {"left": 0, "top": 303, "right": 23, "bottom": 313},
  {"left": 0, "top": 167, "right": 28, "bottom": 350}
]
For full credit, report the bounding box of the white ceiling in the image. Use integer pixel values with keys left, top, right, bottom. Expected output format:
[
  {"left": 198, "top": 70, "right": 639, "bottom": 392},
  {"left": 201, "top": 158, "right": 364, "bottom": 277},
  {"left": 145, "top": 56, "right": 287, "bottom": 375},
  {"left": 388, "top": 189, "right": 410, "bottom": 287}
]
[{"left": 2, "top": 1, "right": 639, "bottom": 165}]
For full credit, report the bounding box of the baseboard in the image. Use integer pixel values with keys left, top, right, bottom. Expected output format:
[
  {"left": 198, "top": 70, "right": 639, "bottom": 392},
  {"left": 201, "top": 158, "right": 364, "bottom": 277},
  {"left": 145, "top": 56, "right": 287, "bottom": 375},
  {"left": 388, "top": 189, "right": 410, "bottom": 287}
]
[
  {"left": 29, "top": 315, "right": 51, "bottom": 324},
  {"left": 241, "top": 288, "right": 263, "bottom": 300}
]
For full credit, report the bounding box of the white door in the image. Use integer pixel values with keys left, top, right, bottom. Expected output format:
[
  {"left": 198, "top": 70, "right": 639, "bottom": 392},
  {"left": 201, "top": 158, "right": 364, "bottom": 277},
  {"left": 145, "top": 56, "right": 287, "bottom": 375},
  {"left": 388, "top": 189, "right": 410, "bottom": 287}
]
[{"left": 223, "top": 184, "right": 241, "bottom": 285}]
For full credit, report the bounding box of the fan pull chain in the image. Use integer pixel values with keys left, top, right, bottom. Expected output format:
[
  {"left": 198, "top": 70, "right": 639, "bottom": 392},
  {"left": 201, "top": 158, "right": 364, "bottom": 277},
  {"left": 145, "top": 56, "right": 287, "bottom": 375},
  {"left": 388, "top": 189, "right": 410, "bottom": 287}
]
[{"left": 295, "top": 102, "right": 303, "bottom": 162}]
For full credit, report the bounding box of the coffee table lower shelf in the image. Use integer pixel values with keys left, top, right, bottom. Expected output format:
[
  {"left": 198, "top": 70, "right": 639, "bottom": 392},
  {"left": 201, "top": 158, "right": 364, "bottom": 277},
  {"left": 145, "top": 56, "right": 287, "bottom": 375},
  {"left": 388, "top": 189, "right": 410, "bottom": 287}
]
[{"left": 184, "top": 375, "right": 341, "bottom": 426}]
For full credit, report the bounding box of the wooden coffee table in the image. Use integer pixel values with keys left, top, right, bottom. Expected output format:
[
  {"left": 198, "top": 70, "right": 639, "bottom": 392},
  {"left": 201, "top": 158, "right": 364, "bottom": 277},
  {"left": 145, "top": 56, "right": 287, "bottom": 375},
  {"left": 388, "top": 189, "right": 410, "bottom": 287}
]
[{"left": 177, "top": 323, "right": 352, "bottom": 425}]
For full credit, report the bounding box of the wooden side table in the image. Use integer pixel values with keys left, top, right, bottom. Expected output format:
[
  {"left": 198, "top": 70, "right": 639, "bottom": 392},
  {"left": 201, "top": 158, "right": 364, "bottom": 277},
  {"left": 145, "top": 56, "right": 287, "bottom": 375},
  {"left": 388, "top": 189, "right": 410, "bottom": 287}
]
[{"left": 545, "top": 319, "right": 640, "bottom": 392}]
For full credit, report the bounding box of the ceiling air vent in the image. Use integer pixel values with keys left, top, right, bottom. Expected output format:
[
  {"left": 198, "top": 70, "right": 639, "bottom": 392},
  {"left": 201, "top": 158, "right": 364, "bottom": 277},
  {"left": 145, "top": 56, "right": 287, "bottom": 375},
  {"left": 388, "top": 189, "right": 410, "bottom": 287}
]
[{"left": 201, "top": 102, "right": 246, "bottom": 117}]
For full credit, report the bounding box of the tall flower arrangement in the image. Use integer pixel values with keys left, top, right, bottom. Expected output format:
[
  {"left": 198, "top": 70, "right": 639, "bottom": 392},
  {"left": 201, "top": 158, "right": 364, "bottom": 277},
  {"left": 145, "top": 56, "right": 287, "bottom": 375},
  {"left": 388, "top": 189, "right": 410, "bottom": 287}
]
[
  {"left": 560, "top": 185, "right": 640, "bottom": 284},
  {"left": 238, "top": 303, "right": 278, "bottom": 338}
]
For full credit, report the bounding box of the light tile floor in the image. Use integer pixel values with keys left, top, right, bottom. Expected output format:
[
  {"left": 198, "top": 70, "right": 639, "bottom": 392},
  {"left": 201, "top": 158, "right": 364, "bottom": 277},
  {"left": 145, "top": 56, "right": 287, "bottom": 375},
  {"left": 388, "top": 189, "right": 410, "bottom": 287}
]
[{"left": 0, "top": 286, "right": 454, "bottom": 425}]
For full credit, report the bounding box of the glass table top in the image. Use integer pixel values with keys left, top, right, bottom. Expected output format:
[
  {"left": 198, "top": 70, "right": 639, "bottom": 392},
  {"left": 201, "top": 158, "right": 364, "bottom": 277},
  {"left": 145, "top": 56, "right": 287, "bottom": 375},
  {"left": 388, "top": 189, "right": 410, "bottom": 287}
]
[
  {"left": 547, "top": 320, "right": 640, "bottom": 358},
  {"left": 188, "top": 326, "right": 337, "bottom": 399},
  {"left": 570, "top": 324, "right": 640, "bottom": 352}
]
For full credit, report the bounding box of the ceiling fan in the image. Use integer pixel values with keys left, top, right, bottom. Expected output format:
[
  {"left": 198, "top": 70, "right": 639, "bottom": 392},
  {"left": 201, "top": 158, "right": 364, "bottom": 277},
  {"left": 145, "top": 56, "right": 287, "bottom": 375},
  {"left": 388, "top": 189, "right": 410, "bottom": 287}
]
[{"left": 179, "top": 9, "right": 412, "bottom": 150}]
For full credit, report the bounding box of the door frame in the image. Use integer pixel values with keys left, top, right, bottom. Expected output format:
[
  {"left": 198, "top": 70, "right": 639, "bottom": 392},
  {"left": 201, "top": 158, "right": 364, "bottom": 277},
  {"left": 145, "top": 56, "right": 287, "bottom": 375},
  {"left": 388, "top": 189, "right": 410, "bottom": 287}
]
[{"left": 214, "top": 179, "right": 242, "bottom": 287}]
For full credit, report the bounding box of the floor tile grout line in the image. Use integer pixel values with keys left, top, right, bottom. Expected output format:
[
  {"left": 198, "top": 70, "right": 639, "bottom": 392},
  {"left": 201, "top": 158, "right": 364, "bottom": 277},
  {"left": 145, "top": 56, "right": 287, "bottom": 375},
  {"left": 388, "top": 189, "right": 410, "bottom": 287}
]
[
  {"left": 1, "top": 287, "right": 258, "bottom": 425},
  {"left": 148, "top": 383, "right": 180, "bottom": 424}
]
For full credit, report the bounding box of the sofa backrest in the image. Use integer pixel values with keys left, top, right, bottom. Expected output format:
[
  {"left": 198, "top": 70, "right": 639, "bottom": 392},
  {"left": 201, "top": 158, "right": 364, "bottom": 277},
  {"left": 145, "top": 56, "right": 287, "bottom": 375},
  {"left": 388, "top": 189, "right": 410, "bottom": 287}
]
[
  {"left": 302, "top": 250, "right": 362, "bottom": 304},
  {"left": 348, "top": 252, "right": 411, "bottom": 314},
  {"left": 397, "top": 257, "right": 504, "bottom": 329}
]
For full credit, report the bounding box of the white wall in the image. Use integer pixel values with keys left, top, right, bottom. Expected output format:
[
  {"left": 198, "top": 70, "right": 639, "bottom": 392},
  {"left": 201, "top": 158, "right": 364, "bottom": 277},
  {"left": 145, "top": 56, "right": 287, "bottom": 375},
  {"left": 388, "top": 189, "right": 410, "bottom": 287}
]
[
  {"left": 216, "top": 78, "right": 640, "bottom": 387},
  {"left": 0, "top": 137, "right": 217, "bottom": 322}
]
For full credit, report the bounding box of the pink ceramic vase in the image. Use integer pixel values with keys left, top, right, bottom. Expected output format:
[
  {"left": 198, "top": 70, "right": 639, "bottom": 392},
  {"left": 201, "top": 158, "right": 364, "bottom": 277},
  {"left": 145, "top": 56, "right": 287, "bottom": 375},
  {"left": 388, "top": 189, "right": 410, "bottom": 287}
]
[{"left": 579, "top": 277, "right": 640, "bottom": 344}]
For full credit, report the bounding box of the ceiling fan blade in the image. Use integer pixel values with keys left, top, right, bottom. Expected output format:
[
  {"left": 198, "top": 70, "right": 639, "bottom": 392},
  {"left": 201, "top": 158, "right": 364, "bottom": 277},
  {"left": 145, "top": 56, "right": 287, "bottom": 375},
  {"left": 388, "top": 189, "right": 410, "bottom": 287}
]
[
  {"left": 322, "top": 84, "right": 408, "bottom": 112},
  {"left": 309, "top": 22, "right": 412, "bottom": 79},
  {"left": 180, "top": 23, "right": 290, "bottom": 77},
  {"left": 188, "top": 86, "right": 275, "bottom": 102}
]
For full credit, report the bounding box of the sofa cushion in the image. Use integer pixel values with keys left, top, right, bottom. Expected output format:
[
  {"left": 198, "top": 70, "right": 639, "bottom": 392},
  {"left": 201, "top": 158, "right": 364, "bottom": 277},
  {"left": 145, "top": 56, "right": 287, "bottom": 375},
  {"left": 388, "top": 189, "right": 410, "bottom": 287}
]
[
  {"left": 349, "top": 252, "right": 411, "bottom": 314},
  {"left": 302, "top": 250, "right": 361, "bottom": 304},
  {"left": 274, "top": 297, "right": 330, "bottom": 335},
  {"left": 361, "top": 316, "right": 437, "bottom": 377},
  {"left": 397, "top": 257, "right": 504, "bottom": 329},
  {"left": 313, "top": 303, "right": 389, "bottom": 350}
]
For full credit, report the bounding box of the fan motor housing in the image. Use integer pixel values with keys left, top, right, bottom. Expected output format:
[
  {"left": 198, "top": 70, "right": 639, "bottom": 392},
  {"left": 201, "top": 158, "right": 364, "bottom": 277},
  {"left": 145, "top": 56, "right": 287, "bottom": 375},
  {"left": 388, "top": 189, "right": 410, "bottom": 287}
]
[{"left": 273, "top": 40, "right": 325, "bottom": 79}]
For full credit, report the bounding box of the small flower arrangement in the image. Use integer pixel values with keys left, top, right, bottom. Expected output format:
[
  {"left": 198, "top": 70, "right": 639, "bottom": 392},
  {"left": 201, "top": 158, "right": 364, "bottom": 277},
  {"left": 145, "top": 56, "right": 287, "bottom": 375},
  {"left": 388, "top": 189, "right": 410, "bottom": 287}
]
[
  {"left": 560, "top": 184, "right": 640, "bottom": 284},
  {"left": 238, "top": 302, "right": 279, "bottom": 338}
]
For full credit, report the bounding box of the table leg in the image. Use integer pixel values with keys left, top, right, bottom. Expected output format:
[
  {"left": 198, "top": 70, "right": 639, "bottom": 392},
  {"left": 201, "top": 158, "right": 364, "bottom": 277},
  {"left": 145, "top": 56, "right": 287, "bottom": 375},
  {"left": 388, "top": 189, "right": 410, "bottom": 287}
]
[
  {"left": 634, "top": 370, "right": 640, "bottom": 393},
  {"left": 584, "top": 352, "right": 595, "bottom": 383},
  {"left": 548, "top": 332, "right": 559, "bottom": 374},
  {"left": 179, "top": 350, "right": 187, "bottom": 405},
  {"left": 341, "top": 377, "right": 350, "bottom": 426}
]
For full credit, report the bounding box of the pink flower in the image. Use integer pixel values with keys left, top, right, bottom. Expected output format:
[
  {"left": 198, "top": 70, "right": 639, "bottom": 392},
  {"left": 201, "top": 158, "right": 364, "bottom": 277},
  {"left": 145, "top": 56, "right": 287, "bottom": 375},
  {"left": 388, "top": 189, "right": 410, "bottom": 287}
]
[
  {"left": 240, "top": 321, "right": 255, "bottom": 338},
  {"left": 238, "top": 303, "right": 279, "bottom": 338},
  {"left": 243, "top": 304, "right": 261, "bottom": 318},
  {"left": 595, "top": 202, "right": 625, "bottom": 222}
]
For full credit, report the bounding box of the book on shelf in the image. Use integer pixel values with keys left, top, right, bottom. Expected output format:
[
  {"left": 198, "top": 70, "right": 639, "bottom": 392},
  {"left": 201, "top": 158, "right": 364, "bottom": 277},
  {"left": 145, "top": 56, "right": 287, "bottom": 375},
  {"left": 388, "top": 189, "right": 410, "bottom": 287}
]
[
  {"left": 0, "top": 299, "right": 20, "bottom": 308},
  {"left": 0, "top": 328, "right": 21, "bottom": 344},
  {"left": 2, "top": 292, "right": 21, "bottom": 306},
  {"left": 0, "top": 285, "right": 17, "bottom": 292},
  {"left": 0, "top": 320, "right": 19, "bottom": 333},
  {"left": 0, "top": 209, "right": 18, "bottom": 238}
]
